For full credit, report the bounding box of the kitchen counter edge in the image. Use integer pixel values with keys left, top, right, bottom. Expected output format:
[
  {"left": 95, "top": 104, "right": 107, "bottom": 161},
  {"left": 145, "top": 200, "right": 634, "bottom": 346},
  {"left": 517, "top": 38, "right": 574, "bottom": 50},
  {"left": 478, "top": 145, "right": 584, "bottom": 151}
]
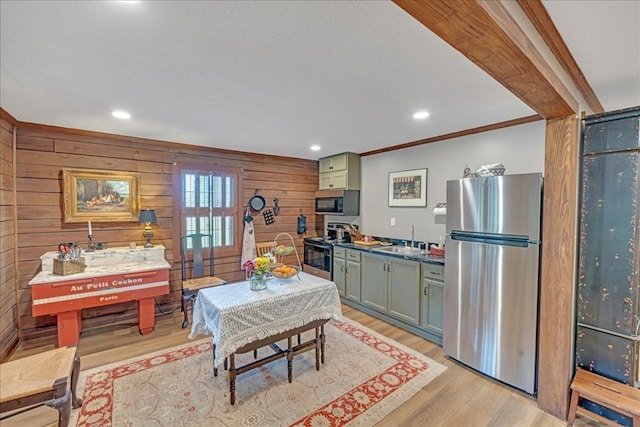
[{"left": 334, "top": 242, "right": 444, "bottom": 265}]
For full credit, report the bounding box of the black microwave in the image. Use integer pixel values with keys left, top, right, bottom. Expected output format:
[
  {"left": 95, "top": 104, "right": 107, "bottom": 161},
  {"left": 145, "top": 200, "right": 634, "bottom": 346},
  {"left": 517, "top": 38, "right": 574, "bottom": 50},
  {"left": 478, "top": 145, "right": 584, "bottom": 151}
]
[{"left": 315, "top": 190, "right": 359, "bottom": 215}]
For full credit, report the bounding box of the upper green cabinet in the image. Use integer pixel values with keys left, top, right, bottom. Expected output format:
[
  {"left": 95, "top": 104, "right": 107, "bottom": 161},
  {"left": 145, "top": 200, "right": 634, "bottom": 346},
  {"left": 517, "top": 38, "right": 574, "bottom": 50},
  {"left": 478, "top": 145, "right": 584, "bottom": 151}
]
[{"left": 319, "top": 152, "right": 360, "bottom": 190}]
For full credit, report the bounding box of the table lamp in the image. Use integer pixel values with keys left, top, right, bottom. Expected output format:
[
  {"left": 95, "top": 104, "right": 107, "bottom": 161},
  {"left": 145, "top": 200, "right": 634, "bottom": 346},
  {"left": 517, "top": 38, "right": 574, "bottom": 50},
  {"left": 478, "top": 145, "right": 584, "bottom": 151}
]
[{"left": 139, "top": 209, "right": 157, "bottom": 248}]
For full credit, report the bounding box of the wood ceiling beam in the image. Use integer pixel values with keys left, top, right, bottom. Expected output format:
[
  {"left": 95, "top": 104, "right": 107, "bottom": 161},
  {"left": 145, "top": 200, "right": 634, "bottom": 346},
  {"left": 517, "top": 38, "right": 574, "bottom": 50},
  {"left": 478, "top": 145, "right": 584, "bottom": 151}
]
[
  {"left": 517, "top": 0, "right": 604, "bottom": 114},
  {"left": 393, "top": 0, "right": 579, "bottom": 119},
  {"left": 360, "top": 114, "right": 541, "bottom": 156}
]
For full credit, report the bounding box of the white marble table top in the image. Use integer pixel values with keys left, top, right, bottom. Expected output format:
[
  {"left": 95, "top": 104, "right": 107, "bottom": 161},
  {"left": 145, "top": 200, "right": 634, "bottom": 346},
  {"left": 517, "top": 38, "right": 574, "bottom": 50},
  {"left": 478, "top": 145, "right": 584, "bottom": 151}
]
[{"left": 30, "top": 245, "right": 170, "bottom": 285}]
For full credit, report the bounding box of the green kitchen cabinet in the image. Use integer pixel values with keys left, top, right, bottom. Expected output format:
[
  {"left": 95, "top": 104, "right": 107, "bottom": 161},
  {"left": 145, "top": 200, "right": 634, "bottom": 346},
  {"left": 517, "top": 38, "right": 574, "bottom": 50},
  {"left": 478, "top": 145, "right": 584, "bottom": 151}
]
[
  {"left": 361, "top": 252, "right": 421, "bottom": 325},
  {"left": 421, "top": 263, "right": 445, "bottom": 337},
  {"left": 318, "top": 152, "right": 360, "bottom": 190},
  {"left": 333, "top": 247, "right": 346, "bottom": 296},
  {"left": 361, "top": 252, "right": 387, "bottom": 311},
  {"left": 334, "top": 247, "right": 361, "bottom": 301}
]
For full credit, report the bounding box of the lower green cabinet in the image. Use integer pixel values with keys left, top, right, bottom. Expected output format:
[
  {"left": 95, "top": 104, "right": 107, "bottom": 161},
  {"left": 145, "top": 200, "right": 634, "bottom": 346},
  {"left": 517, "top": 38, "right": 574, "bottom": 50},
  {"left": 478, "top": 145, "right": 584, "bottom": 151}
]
[
  {"left": 361, "top": 252, "right": 421, "bottom": 326},
  {"left": 333, "top": 247, "right": 361, "bottom": 301},
  {"left": 421, "top": 263, "right": 444, "bottom": 335}
]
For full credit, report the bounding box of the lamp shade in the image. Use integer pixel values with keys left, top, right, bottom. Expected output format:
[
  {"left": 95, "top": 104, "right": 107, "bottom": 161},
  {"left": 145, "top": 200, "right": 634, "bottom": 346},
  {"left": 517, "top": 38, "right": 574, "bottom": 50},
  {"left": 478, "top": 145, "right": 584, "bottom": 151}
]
[{"left": 139, "top": 209, "right": 157, "bottom": 224}]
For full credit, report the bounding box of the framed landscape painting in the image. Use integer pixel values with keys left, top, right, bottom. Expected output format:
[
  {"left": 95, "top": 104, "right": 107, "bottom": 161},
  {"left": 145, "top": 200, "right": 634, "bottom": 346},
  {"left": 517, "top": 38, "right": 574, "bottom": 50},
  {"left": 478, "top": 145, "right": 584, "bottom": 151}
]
[
  {"left": 388, "top": 168, "right": 428, "bottom": 207},
  {"left": 62, "top": 168, "right": 141, "bottom": 223}
]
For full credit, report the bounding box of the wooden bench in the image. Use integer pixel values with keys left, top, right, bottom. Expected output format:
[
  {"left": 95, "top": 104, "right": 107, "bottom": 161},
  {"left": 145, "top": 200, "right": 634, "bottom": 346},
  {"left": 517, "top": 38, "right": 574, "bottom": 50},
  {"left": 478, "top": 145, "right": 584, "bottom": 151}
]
[
  {"left": 0, "top": 346, "right": 82, "bottom": 427},
  {"left": 568, "top": 368, "right": 640, "bottom": 426}
]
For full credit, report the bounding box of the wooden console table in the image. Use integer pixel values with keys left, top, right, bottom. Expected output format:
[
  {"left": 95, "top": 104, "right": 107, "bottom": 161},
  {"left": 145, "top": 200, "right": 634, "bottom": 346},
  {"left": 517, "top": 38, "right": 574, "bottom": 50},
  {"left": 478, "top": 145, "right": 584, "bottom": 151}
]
[
  {"left": 30, "top": 246, "right": 171, "bottom": 347},
  {"left": 189, "top": 272, "right": 343, "bottom": 404}
]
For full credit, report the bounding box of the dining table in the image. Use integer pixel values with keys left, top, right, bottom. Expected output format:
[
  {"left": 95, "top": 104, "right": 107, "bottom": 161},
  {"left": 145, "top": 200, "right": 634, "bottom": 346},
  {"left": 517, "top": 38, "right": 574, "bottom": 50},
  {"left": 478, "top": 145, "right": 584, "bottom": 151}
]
[{"left": 189, "top": 271, "right": 343, "bottom": 404}]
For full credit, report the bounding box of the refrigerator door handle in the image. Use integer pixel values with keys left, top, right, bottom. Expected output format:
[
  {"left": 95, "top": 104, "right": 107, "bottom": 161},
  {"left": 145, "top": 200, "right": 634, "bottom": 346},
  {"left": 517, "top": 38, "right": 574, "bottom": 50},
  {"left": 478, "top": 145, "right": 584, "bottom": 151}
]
[{"left": 450, "top": 231, "right": 535, "bottom": 248}]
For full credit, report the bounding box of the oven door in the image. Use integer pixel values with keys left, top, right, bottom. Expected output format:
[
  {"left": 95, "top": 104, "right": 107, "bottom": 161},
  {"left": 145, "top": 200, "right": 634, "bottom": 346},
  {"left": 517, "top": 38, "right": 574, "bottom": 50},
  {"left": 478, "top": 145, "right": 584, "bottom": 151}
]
[{"left": 303, "top": 241, "right": 332, "bottom": 280}]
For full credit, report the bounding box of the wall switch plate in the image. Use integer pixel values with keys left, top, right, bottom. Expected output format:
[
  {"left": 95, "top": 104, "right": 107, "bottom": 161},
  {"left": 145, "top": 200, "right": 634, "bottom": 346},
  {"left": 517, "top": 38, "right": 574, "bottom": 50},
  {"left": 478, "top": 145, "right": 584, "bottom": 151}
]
[{"left": 390, "top": 217, "right": 396, "bottom": 226}]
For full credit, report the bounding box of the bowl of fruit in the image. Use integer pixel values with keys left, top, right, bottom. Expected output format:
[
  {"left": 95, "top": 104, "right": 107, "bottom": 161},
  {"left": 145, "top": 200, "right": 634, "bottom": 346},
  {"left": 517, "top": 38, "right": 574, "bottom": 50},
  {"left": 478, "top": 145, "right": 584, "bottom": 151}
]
[
  {"left": 274, "top": 245, "right": 295, "bottom": 256},
  {"left": 272, "top": 265, "right": 300, "bottom": 280}
]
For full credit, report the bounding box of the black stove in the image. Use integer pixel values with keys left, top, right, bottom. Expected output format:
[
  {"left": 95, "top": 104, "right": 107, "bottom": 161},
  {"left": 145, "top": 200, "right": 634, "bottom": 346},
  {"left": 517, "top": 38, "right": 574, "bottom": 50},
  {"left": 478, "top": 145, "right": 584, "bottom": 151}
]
[
  {"left": 304, "top": 236, "right": 341, "bottom": 245},
  {"left": 303, "top": 223, "right": 359, "bottom": 280}
]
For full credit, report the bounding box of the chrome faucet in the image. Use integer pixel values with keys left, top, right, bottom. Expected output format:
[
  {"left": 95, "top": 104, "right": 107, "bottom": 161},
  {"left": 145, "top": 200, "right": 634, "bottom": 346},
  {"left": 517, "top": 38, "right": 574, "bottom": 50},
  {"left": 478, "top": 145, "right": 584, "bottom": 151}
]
[{"left": 411, "top": 225, "right": 415, "bottom": 248}]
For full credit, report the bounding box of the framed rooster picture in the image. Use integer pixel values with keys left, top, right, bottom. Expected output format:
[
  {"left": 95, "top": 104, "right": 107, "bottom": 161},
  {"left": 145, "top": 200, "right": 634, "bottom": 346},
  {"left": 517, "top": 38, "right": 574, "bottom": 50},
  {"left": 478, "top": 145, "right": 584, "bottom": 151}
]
[{"left": 62, "top": 168, "right": 140, "bottom": 223}]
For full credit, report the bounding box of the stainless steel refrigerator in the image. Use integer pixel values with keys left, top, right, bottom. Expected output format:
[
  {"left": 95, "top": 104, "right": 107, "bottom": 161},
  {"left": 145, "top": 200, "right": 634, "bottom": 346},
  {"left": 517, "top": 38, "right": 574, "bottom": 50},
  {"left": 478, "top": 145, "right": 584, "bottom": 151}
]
[{"left": 443, "top": 172, "right": 543, "bottom": 394}]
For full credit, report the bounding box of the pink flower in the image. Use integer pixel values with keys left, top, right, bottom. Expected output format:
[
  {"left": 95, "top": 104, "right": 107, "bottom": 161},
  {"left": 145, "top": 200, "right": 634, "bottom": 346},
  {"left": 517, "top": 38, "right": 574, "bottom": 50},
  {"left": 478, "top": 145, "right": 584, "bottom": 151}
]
[{"left": 242, "top": 259, "right": 256, "bottom": 274}]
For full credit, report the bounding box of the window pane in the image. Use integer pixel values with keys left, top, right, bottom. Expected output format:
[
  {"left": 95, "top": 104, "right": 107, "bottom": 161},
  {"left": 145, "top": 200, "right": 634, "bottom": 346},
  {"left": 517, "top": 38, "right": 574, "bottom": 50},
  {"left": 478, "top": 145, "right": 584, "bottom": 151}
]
[
  {"left": 212, "top": 176, "right": 222, "bottom": 208},
  {"left": 212, "top": 216, "right": 222, "bottom": 246},
  {"left": 186, "top": 216, "right": 196, "bottom": 235},
  {"left": 199, "top": 216, "right": 210, "bottom": 235},
  {"left": 199, "top": 175, "right": 210, "bottom": 208},
  {"left": 225, "top": 176, "right": 233, "bottom": 208},
  {"left": 224, "top": 216, "right": 234, "bottom": 245},
  {"left": 184, "top": 174, "right": 196, "bottom": 208}
]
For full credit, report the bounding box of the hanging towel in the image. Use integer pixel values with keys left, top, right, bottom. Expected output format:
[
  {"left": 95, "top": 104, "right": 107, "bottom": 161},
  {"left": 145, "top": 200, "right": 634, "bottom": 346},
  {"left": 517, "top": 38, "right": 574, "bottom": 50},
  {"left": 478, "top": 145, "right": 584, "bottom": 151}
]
[
  {"left": 297, "top": 213, "right": 307, "bottom": 234},
  {"left": 241, "top": 207, "right": 256, "bottom": 267}
]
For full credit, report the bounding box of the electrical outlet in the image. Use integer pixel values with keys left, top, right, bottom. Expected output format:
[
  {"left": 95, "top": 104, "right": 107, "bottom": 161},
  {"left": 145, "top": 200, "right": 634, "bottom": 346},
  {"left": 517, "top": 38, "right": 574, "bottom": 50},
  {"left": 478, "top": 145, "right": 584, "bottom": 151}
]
[{"left": 390, "top": 218, "right": 396, "bottom": 226}]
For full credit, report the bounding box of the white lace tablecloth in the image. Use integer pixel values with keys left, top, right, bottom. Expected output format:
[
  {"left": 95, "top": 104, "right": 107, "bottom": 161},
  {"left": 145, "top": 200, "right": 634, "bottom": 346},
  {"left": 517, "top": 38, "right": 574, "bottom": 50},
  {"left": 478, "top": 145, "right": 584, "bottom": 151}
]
[{"left": 189, "top": 271, "right": 343, "bottom": 367}]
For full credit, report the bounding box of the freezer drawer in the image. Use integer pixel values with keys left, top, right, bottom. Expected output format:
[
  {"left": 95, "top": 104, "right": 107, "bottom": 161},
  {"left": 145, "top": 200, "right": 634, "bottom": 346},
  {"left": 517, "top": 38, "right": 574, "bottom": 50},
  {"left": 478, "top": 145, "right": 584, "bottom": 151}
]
[{"left": 443, "top": 237, "right": 540, "bottom": 394}]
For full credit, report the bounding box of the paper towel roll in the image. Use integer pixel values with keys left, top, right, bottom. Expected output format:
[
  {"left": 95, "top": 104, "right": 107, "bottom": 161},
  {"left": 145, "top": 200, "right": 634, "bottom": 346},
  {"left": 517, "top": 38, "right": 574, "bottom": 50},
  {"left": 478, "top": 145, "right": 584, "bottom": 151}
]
[{"left": 433, "top": 207, "right": 447, "bottom": 224}]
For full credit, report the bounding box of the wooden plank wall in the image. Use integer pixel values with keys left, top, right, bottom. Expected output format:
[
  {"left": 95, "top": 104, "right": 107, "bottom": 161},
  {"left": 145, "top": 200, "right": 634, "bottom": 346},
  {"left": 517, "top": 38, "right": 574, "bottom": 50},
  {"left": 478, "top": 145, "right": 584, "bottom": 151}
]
[
  {"left": 14, "top": 123, "right": 322, "bottom": 342},
  {"left": 0, "top": 112, "right": 18, "bottom": 361}
]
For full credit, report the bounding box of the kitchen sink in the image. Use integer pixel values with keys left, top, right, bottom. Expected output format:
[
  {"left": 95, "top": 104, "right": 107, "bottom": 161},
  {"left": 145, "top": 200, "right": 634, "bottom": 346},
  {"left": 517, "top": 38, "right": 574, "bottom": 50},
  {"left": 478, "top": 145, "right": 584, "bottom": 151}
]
[{"left": 371, "top": 246, "right": 425, "bottom": 256}]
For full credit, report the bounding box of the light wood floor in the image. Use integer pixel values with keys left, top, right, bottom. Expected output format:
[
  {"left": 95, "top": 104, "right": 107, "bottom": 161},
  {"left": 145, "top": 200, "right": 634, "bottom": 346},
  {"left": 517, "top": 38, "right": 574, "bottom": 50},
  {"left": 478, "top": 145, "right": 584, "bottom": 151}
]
[{"left": 7, "top": 304, "right": 603, "bottom": 426}]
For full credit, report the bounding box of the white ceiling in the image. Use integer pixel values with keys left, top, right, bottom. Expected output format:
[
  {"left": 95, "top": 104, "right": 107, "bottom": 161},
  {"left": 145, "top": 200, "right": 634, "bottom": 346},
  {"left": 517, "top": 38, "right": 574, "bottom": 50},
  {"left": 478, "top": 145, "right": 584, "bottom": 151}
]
[{"left": 1, "top": 1, "right": 638, "bottom": 160}]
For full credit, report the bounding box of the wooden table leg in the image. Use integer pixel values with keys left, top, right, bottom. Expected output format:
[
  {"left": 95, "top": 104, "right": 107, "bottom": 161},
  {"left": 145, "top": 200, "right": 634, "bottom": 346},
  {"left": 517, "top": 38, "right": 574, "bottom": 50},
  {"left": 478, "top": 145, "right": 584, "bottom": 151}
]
[
  {"left": 57, "top": 311, "right": 80, "bottom": 347},
  {"left": 229, "top": 354, "right": 236, "bottom": 405},
  {"left": 137, "top": 297, "right": 155, "bottom": 335},
  {"left": 287, "top": 336, "right": 293, "bottom": 383},
  {"left": 315, "top": 327, "right": 320, "bottom": 371},
  {"left": 213, "top": 343, "right": 218, "bottom": 377},
  {"left": 320, "top": 325, "right": 326, "bottom": 364}
]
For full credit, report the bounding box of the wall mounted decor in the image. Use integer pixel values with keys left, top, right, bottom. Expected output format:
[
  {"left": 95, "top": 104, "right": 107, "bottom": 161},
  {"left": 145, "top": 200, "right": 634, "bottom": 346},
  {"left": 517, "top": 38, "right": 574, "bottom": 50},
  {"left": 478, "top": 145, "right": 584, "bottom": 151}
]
[
  {"left": 388, "top": 168, "right": 428, "bottom": 207},
  {"left": 62, "top": 168, "right": 141, "bottom": 223}
]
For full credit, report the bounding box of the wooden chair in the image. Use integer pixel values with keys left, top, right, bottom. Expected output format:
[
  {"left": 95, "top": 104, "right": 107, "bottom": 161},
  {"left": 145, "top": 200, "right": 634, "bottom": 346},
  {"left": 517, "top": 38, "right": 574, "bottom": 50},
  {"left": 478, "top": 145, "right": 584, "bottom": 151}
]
[
  {"left": 0, "top": 346, "right": 82, "bottom": 427},
  {"left": 181, "top": 233, "right": 226, "bottom": 329},
  {"left": 256, "top": 241, "right": 284, "bottom": 267}
]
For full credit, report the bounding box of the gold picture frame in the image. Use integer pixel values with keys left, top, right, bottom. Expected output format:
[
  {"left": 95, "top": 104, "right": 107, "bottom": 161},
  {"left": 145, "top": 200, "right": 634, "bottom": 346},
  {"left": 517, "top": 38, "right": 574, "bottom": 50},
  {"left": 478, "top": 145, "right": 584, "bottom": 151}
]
[{"left": 62, "top": 168, "right": 141, "bottom": 223}]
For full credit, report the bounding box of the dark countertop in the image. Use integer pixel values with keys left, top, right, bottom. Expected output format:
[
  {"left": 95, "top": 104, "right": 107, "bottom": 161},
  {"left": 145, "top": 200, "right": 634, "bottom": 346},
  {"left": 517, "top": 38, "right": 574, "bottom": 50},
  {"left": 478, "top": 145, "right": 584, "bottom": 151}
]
[{"left": 334, "top": 242, "right": 444, "bottom": 265}]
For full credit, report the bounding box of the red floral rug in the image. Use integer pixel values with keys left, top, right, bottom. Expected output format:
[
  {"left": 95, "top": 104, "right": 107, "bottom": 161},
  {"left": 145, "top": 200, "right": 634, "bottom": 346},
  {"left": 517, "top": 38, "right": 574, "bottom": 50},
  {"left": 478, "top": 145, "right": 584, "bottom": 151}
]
[{"left": 70, "top": 319, "right": 446, "bottom": 426}]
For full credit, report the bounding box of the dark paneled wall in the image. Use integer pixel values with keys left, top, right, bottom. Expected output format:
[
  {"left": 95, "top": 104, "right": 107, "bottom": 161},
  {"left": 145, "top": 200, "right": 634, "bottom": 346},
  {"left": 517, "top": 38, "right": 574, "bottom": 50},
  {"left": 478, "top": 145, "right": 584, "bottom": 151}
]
[
  {"left": 577, "top": 107, "right": 640, "bottom": 425},
  {"left": 14, "top": 123, "right": 321, "bottom": 342}
]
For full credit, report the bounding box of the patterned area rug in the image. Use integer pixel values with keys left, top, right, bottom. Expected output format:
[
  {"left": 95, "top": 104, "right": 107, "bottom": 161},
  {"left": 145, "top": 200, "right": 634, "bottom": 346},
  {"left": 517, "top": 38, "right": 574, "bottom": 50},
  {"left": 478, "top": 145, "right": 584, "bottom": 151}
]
[{"left": 70, "top": 318, "right": 446, "bottom": 426}]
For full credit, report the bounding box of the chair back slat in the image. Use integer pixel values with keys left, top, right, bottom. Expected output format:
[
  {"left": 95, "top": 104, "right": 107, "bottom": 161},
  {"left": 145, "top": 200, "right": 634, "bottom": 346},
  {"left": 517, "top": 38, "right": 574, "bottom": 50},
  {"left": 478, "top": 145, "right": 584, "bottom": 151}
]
[{"left": 181, "top": 233, "right": 214, "bottom": 280}]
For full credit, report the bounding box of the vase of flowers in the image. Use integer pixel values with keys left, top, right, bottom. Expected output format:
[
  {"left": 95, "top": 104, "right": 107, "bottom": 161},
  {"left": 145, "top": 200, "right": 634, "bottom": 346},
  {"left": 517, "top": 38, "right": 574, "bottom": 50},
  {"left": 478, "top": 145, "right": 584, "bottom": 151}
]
[{"left": 242, "top": 256, "right": 271, "bottom": 291}]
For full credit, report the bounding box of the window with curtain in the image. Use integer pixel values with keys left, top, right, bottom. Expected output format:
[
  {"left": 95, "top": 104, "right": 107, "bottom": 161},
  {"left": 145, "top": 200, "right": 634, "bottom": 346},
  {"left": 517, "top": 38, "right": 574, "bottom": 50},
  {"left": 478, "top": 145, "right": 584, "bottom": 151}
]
[{"left": 173, "top": 162, "right": 242, "bottom": 258}]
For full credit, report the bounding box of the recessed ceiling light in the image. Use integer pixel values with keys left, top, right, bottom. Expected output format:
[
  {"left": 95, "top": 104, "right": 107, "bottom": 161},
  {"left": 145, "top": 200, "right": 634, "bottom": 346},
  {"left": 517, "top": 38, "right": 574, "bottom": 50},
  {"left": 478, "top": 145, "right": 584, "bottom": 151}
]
[
  {"left": 413, "top": 111, "right": 430, "bottom": 120},
  {"left": 112, "top": 110, "right": 131, "bottom": 119},
  {"left": 310, "top": 145, "right": 321, "bottom": 151}
]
